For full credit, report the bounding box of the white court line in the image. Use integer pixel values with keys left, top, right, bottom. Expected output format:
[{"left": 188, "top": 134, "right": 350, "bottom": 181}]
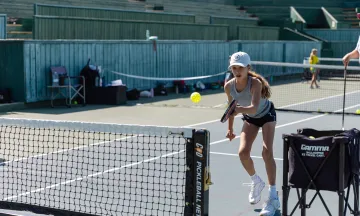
[
  {"left": 210, "top": 151, "right": 283, "bottom": 161},
  {"left": 4, "top": 150, "right": 185, "bottom": 201},
  {"left": 196, "top": 89, "right": 360, "bottom": 126},
  {"left": 0, "top": 135, "right": 138, "bottom": 165},
  {"left": 186, "top": 118, "right": 235, "bottom": 127},
  {"left": 0, "top": 211, "right": 22, "bottom": 216},
  {"left": 6, "top": 104, "right": 360, "bottom": 201},
  {"left": 279, "top": 90, "right": 360, "bottom": 109}
]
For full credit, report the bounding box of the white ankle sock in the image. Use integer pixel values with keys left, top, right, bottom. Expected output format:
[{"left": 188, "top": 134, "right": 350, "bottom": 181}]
[{"left": 250, "top": 173, "right": 261, "bottom": 183}]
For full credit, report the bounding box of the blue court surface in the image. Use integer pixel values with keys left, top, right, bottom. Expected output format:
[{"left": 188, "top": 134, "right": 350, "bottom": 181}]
[{"left": 206, "top": 109, "right": 360, "bottom": 216}]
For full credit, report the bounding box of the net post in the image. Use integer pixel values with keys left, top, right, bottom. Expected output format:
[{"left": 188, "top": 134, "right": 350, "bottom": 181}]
[
  {"left": 185, "top": 131, "right": 195, "bottom": 215},
  {"left": 186, "top": 129, "right": 211, "bottom": 216}
]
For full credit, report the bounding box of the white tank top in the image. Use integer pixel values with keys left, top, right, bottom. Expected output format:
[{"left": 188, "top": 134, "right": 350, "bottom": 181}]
[{"left": 229, "top": 76, "right": 271, "bottom": 118}]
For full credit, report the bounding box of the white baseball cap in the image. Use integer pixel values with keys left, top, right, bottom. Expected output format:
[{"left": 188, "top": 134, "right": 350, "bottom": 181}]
[{"left": 228, "top": 52, "right": 251, "bottom": 69}]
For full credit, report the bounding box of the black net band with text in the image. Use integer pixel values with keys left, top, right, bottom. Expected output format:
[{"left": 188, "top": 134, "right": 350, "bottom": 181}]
[{"left": 0, "top": 118, "right": 210, "bottom": 216}]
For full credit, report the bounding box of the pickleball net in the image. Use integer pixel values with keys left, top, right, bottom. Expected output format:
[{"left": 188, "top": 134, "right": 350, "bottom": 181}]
[
  {"left": 0, "top": 118, "right": 211, "bottom": 216},
  {"left": 249, "top": 60, "right": 360, "bottom": 115}
]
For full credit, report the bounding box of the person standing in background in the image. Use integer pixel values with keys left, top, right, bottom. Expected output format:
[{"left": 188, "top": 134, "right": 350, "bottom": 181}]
[{"left": 309, "top": 48, "right": 320, "bottom": 89}]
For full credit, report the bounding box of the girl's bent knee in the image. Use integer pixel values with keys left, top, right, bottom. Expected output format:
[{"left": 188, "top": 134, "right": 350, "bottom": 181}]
[
  {"left": 262, "top": 149, "right": 273, "bottom": 161},
  {"left": 239, "top": 150, "right": 251, "bottom": 161}
]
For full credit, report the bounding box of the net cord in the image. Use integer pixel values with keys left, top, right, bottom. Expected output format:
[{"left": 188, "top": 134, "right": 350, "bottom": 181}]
[
  {"left": 111, "top": 70, "right": 227, "bottom": 81},
  {"left": 252, "top": 61, "right": 360, "bottom": 71},
  {"left": 303, "top": 57, "right": 358, "bottom": 62},
  {"left": 0, "top": 117, "right": 194, "bottom": 138},
  {"left": 110, "top": 61, "right": 360, "bottom": 81}
]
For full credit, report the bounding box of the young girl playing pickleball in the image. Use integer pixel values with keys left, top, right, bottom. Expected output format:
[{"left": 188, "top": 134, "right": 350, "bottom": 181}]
[{"left": 224, "top": 51, "right": 279, "bottom": 216}]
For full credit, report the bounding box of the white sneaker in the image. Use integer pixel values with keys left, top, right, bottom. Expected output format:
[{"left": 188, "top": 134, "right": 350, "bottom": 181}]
[
  {"left": 249, "top": 179, "right": 265, "bottom": 204},
  {"left": 259, "top": 195, "right": 280, "bottom": 216}
]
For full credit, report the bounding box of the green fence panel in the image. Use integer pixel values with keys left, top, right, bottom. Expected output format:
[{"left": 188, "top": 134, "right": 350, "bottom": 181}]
[{"left": 34, "top": 15, "right": 228, "bottom": 40}]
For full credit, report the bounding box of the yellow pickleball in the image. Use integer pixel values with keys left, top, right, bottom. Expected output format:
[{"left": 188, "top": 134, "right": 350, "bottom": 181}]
[
  {"left": 356, "top": 109, "right": 360, "bottom": 115},
  {"left": 190, "top": 92, "right": 201, "bottom": 103},
  {"left": 309, "top": 136, "right": 315, "bottom": 139}
]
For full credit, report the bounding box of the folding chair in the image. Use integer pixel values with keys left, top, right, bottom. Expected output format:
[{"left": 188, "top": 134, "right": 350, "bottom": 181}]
[
  {"left": 47, "top": 66, "right": 86, "bottom": 108},
  {"left": 282, "top": 128, "right": 360, "bottom": 216}
]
